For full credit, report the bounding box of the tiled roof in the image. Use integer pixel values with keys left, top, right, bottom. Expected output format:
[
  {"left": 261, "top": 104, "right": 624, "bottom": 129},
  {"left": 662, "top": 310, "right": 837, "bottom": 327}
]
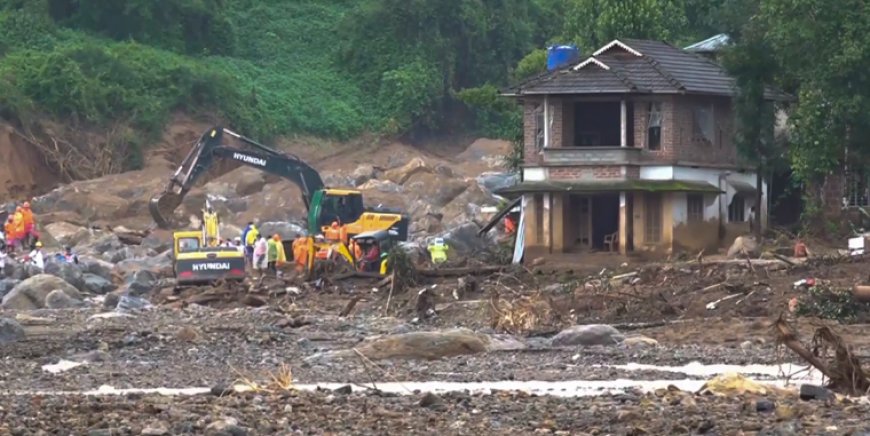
[{"left": 507, "top": 38, "right": 791, "bottom": 101}]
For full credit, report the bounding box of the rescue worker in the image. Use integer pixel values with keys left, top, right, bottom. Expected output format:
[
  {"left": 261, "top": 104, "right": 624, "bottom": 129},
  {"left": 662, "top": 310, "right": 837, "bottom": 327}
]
[
  {"left": 27, "top": 241, "right": 44, "bottom": 270},
  {"left": 324, "top": 221, "right": 340, "bottom": 241},
  {"left": 504, "top": 214, "right": 517, "bottom": 234},
  {"left": 12, "top": 207, "right": 25, "bottom": 250},
  {"left": 234, "top": 236, "right": 244, "bottom": 254},
  {"left": 4, "top": 217, "right": 15, "bottom": 252},
  {"left": 292, "top": 236, "right": 308, "bottom": 272},
  {"left": 273, "top": 234, "right": 287, "bottom": 265},
  {"left": 245, "top": 223, "right": 260, "bottom": 265},
  {"left": 21, "top": 202, "right": 34, "bottom": 244},
  {"left": 266, "top": 235, "right": 279, "bottom": 276},
  {"left": 350, "top": 238, "right": 363, "bottom": 270},
  {"left": 62, "top": 246, "right": 79, "bottom": 264},
  {"left": 253, "top": 234, "right": 268, "bottom": 274},
  {"left": 361, "top": 242, "right": 380, "bottom": 272},
  {"left": 427, "top": 238, "right": 449, "bottom": 264},
  {"left": 241, "top": 222, "right": 255, "bottom": 264}
]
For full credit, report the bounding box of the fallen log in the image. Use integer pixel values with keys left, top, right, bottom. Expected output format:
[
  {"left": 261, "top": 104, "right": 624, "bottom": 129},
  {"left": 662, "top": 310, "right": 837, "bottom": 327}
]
[
  {"left": 415, "top": 266, "right": 504, "bottom": 277},
  {"left": 774, "top": 315, "right": 870, "bottom": 395}
]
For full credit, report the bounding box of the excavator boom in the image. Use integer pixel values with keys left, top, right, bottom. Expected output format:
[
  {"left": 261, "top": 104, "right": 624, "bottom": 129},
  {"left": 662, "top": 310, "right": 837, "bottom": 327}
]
[{"left": 149, "top": 127, "right": 324, "bottom": 229}]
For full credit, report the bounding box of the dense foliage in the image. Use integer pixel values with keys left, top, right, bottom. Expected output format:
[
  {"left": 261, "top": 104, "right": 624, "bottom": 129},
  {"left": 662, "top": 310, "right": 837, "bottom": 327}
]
[{"left": 0, "top": 0, "right": 866, "bottom": 196}]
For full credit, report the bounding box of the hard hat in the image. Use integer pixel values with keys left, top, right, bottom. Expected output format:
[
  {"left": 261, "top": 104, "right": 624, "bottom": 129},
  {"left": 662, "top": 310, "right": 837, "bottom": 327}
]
[
  {"left": 234, "top": 236, "right": 241, "bottom": 242},
  {"left": 35, "top": 241, "right": 42, "bottom": 247}
]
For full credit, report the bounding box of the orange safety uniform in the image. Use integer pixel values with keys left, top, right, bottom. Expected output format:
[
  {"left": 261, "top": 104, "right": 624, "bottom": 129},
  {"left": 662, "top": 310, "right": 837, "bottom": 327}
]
[
  {"left": 292, "top": 237, "right": 308, "bottom": 270},
  {"left": 12, "top": 209, "right": 24, "bottom": 242},
  {"left": 505, "top": 215, "right": 517, "bottom": 234},
  {"left": 21, "top": 202, "right": 34, "bottom": 235},
  {"left": 323, "top": 221, "right": 341, "bottom": 241},
  {"left": 4, "top": 218, "right": 15, "bottom": 244}
]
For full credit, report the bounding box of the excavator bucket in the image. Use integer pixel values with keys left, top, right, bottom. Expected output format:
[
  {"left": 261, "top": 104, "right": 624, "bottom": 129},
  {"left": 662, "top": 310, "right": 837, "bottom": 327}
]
[{"left": 149, "top": 191, "right": 183, "bottom": 229}]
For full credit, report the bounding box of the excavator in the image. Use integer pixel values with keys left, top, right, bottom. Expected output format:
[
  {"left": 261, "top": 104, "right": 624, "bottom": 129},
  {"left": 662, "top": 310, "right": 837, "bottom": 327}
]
[
  {"left": 173, "top": 201, "right": 246, "bottom": 284},
  {"left": 149, "top": 126, "right": 410, "bottom": 277}
]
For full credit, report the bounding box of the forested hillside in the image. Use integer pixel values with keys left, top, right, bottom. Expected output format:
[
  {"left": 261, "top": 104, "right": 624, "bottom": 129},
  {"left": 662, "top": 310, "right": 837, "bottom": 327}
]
[{"left": 0, "top": 0, "right": 867, "bottom": 191}]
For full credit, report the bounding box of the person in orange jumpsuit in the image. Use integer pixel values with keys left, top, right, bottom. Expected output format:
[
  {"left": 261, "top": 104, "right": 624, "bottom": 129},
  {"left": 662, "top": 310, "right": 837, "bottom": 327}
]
[
  {"left": 12, "top": 207, "right": 25, "bottom": 249},
  {"left": 21, "top": 202, "right": 34, "bottom": 242},
  {"left": 4, "top": 217, "right": 15, "bottom": 252},
  {"left": 292, "top": 237, "right": 308, "bottom": 272}
]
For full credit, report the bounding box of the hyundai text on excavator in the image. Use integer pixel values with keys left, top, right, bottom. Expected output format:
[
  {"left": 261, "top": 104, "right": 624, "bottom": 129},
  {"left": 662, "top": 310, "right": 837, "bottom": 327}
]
[
  {"left": 149, "top": 127, "right": 410, "bottom": 277},
  {"left": 173, "top": 202, "right": 246, "bottom": 284}
]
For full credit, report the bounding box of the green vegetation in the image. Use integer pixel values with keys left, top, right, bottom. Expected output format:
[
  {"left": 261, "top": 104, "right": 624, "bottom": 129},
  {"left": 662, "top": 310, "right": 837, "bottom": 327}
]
[{"left": 0, "top": 0, "right": 867, "bottom": 216}]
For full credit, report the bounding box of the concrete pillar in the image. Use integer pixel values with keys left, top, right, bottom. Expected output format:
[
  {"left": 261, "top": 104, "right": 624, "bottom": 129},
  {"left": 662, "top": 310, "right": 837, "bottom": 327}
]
[
  {"left": 524, "top": 194, "right": 538, "bottom": 246},
  {"left": 553, "top": 193, "right": 565, "bottom": 252},
  {"left": 542, "top": 193, "right": 552, "bottom": 252},
  {"left": 620, "top": 99, "right": 627, "bottom": 147},
  {"left": 619, "top": 191, "right": 628, "bottom": 254}
]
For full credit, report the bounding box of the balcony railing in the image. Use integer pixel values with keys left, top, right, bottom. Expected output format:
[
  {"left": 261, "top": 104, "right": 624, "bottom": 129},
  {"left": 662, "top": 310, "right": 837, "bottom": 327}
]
[{"left": 542, "top": 146, "right": 643, "bottom": 166}]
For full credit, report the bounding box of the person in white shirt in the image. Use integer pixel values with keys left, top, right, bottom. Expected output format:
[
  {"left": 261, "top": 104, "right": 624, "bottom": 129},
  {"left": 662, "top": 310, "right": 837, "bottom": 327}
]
[
  {"left": 0, "top": 248, "right": 6, "bottom": 275},
  {"left": 29, "top": 241, "right": 45, "bottom": 270}
]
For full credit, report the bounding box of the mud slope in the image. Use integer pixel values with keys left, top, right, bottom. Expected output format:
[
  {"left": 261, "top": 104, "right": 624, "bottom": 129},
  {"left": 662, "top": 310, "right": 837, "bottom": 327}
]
[
  {"left": 0, "top": 123, "right": 61, "bottom": 202},
  {"left": 29, "top": 118, "right": 512, "bottom": 234}
]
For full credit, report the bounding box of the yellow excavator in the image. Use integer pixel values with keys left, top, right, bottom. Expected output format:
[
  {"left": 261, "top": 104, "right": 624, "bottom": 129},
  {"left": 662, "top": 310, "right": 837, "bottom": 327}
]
[
  {"left": 172, "top": 202, "right": 246, "bottom": 284},
  {"left": 151, "top": 126, "right": 410, "bottom": 278}
]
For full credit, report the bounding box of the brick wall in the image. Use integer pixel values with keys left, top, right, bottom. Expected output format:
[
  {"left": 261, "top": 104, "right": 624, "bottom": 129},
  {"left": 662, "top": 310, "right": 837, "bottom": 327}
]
[
  {"left": 634, "top": 95, "right": 739, "bottom": 166},
  {"left": 522, "top": 99, "right": 542, "bottom": 166}
]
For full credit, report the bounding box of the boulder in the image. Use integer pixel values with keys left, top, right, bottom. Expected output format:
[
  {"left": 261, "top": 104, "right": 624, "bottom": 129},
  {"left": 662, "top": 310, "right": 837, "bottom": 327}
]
[
  {"left": 353, "top": 328, "right": 488, "bottom": 361},
  {"left": 258, "top": 221, "right": 306, "bottom": 240},
  {"left": 44, "top": 222, "right": 91, "bottom": 248},
  {"left": 80, "top": 257, "right": 115, "bottom": 281},
  {"left": 405, "top": 172, "right": 468, "bottom": 208},
  {"left": 476, "top": 172, "right": 519, "bottom": 194},
  {"left": 3, "top": 261, "right": 36, "bottom": 281},
  {"left": 434, "top": 223, "right": 492, "bottom": 256},
  {"left": 125, "top": 270, "right": 159, "bottom": 296},
  {"left": 384, "top": 157, "right": 430, "bottom": 185},
  {"left": 205, "top": 167, "right": 267, "bottom": 197},
  {"left": 1, "top": 274, "right": 82, "bottom": 310},
  {"left": 77, "top": 233, "right": 123, "bottom": 255},
  {"left": 0, "top": 278, "right": 21, "bottom": 299},
  {"left": 0, "top": 317, "right": 25, "bottom": 344},
  {"left": 141, "top": 230, "right": 174, "bottom": 252},
  {"left": 550, "top": 324, "right": 625, "bottom": 347},
  {"left": 45, "top": 289, "right": 84, "bottom": 309},
  {"left": 44, "top": 261, "right": 86, "bottom": 292},
  {"left": 441, "top": 181, "right": 498, "bottom": 224},
  {"left": 83, "top": 273, "right": 115, "bottom": 294},
  {"left": 727, "top": 235, "right": 760, "bottom": 258},
  {"left": 351, "top": 164, "right": 377, "bottom": 186},
  {"left": 358, "top": 179, "right": 403, "bottom": 194}
]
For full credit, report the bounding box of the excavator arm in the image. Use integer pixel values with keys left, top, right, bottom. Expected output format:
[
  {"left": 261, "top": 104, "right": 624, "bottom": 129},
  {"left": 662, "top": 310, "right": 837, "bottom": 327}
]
[{"left": 149, "top": 127, "right": 324, "bottom": 229}]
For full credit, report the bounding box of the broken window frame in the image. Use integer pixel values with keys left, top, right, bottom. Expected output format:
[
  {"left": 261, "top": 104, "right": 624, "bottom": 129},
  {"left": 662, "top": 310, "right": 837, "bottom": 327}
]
[
  {"left": 687, "top": 194, "right": 704, "bottom": 223},
  {"left": 728, "top": 194, "right": 745, "bottom": 222},
  {"left": 692, "top": 102, "right": 715, "bottom": 145},
  {"left": 534, "top": 104, "right": 545, "bottom": 151},
  {"left": 647, "top": 102, "right": 662, "bottom": 151}
]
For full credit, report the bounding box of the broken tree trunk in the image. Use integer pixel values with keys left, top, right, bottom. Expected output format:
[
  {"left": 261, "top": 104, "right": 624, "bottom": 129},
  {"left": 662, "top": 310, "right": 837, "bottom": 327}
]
[{"left": 774, "top": 315, "right": 870, "bottom": 395}]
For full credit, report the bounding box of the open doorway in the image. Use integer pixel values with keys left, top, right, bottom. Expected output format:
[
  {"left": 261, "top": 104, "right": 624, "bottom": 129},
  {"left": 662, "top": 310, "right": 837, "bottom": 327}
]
[{"left": 591, "top": 194, "right": 620, "bottom": 249}]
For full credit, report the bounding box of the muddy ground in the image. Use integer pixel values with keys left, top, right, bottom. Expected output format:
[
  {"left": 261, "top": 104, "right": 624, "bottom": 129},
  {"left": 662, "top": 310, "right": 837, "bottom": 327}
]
[{"left": 3, "top": 254, "right": 870, "bottom": 434}]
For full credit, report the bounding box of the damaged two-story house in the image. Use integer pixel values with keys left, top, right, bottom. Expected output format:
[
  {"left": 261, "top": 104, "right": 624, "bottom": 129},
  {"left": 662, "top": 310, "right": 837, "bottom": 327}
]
[{"left": 501, "top": 39, "right": 790, "bottom": 258}]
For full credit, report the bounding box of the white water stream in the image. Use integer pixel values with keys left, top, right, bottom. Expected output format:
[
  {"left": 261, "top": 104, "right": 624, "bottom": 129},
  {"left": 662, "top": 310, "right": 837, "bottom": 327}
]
[{"left": 22, "top": 361, "right": 826, "bottom": 398}]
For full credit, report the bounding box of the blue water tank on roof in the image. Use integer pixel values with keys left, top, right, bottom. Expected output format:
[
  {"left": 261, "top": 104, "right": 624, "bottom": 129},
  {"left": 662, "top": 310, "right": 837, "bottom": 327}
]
[{"left": 547, "top": 45, "right": 581, "bottom": 71}]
